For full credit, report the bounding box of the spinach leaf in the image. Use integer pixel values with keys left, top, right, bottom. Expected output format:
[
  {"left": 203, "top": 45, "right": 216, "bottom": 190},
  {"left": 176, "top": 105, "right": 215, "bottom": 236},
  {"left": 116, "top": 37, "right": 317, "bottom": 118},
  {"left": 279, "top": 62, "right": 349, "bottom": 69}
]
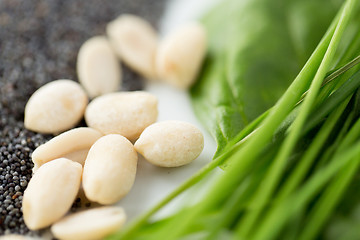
[{"left": 191, "top": 0, "right": 342, "bottom": 155}]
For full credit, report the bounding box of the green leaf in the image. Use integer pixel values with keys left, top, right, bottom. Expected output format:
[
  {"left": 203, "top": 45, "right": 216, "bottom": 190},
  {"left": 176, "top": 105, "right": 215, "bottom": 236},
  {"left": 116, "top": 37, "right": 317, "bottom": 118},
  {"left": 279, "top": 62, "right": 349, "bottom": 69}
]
[{"left": 191, "top": 0, "right": 343, "bottom": 155}]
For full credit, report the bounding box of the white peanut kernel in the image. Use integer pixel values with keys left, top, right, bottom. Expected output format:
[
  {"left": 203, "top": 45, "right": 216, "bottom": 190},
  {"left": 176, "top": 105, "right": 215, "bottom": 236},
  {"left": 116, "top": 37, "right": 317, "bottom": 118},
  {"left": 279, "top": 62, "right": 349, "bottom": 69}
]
[
  {"left": 22, "top": 158, "right": 82, "bottom": 230},
  {"left": 135, "top": 121, "right": 204, "bottom": 167},
  {"left": 24, "top": 80, "right": 88, "bottom": 134},
  {"left": 77, "top": 36, "right": 121, "bottom": 98},
  {"left": 31, "top": 127, "right": 103, "bottom": 168},
  {"left": 0, "top": 235, "right": 27, "bottom": 240},
  {"left": 85, "top": 91, "right": 158, "bottom": 141},
  {"left": 107, "top": 14, "right": 158, "bottom": 79},
  {"left": 156, "top": 22, "right": 207, "bottom": 89},
  {"left": 51, "top": 206, "right": 126, "bottom": 240},
  {"left": 82, "top": 134, "right": 138, "bottom": 204}
]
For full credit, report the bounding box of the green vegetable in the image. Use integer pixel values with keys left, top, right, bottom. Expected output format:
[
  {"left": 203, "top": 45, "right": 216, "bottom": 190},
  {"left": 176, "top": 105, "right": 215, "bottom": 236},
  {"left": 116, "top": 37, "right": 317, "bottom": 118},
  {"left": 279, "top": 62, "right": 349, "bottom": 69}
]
[{"left": 106, "top": 0, "right": 360, "bottom": 239}]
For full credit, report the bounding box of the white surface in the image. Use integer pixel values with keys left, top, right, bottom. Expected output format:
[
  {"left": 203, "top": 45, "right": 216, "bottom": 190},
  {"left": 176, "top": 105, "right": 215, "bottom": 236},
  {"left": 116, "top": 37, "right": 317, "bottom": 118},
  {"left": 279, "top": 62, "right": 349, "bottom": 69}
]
[
  {"left": 116, "top": 0, "right": 220, "bottom": 223},
  {"left": 160, "top": 0, "right": 221, "bottom": 36}
]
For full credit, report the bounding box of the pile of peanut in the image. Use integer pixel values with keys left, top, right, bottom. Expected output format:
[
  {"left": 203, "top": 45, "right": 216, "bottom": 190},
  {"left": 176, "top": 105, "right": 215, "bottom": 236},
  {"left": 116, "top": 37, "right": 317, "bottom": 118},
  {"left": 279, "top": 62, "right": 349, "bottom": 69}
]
[{"left": 21, "top": 14, "right": 206, "bottom": 240}]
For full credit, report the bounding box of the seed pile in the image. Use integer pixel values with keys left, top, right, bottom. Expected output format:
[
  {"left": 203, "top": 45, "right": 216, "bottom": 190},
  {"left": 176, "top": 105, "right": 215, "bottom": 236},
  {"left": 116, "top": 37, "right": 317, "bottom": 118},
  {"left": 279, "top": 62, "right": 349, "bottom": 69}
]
[
  {"left": 0, "top": 117, "right": 48, "bottom": 236},
  {"left": 0, "top": 0, "right": 165, "bottom": 236}
]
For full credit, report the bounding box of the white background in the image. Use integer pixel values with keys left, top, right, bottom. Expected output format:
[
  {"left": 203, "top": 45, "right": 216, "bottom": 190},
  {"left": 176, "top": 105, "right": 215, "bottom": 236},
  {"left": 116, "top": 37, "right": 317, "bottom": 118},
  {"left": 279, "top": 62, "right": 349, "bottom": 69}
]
[{"left": 117, "top": 0, "right": 220, "bottom": 222}]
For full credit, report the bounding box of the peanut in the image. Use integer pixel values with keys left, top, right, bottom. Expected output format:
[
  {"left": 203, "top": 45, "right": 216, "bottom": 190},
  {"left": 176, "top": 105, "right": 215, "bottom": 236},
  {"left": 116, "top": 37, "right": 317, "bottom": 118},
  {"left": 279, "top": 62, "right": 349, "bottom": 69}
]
[
  {"left": 107, "top": 14, "right": 158, "bottom": 79},
  {"left": 77, "top": 36, "right": 121, "bottom": 98},
  {"left": 135, "top": 121, "right": 204, "bottom": 167},
  {"left": 24, "top": 80, "right": 88, "bottom": 134},
  {"left": 31, "top": 127, "right": 103, "bottom": 168},
  {"left": 82, "top": 134, "right": 138, "bottom": 204},
  {"left": 85, "top": 91, "right": 158, "bottom": 141},
  {"left": 22, "top": 158, "right": 82, "bottom": 230},
  {"left": 156, "top": 22, "right": 207, "bottom": 89},
  {"left": 51, "top": 206, "right": 126, "bottom": 240}
]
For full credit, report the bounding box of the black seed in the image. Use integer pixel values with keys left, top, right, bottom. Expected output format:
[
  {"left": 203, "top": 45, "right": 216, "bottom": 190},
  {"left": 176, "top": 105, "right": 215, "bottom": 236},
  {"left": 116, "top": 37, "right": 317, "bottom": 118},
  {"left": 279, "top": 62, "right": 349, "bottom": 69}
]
[{"left": 20, "top": 180, "right": 27, "bottom": 187}]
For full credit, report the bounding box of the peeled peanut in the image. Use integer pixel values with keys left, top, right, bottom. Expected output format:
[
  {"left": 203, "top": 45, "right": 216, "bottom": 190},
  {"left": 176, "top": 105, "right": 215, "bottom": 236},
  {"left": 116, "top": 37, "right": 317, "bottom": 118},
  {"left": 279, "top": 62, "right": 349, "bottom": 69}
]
[
  {"left": 0, "top": 236, "right": 39, "bottom": 240},
  {"left": 22, "top": 158, "right": 82, "bottom": 230},
  {"left": 135, "top": 121, "right": 204, "bottom": 167},
  {"left": 24, "top": 80, "right": 88, "bottom": 134},
  {"left": 83, "top": 134, "right": 138, "bottom": 204},
  {"left": 77, "top": 36, "right": 121, "bottom": 98},
  {"left": 0, "top": 235, "right": 26, "bottom": 240},
  {"left": 31, "top": 127, "right": 103, "bottom": 168},
  {"left": 85, "top": 91, "right": 158, "bottom": 141},
  {"left": 156, "top": 22, "right": 207, "bottom": 89},
  {"left": 62, "top": 149, "right": 90, "bottom": 166},
  {"left": 51, "top": 206, "right": 126, "bottom": 240},
  {"left": 107, "top": 14, "right": 157, "bottom": 79}
]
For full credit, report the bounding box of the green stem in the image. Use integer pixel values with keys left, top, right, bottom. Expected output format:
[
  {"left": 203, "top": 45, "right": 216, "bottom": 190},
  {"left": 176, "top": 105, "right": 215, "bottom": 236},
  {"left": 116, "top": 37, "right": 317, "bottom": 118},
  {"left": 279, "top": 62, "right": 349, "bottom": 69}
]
[
  {"left": 298, "top": 115, "right": 360, "bottom": 239},
  {"left": 323, "top": 54, "right": 360, "bottom": 86},
  {"left": 275, "top": 99, "right": 349, "bottom": 202},
  {"left": 305, "top": 70, "right": 360, "bottom": 134},
  {"left": 299, "top": 160, "right": 359, "bottom": 240},
  {"left": 299, "top": 115, "right": 360, "bottom": 240},
  {"left": 252, "top": 140, "right": 360, "bottom": 240},
  {"left": 234, "top": 0, "right": 355, "bottom": 237},
  {"left": 297, "top": 54, "right": 360, "bottom": 106},
  {"left": 208, "top": 146, "right": 279, "bottom": 239}
]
